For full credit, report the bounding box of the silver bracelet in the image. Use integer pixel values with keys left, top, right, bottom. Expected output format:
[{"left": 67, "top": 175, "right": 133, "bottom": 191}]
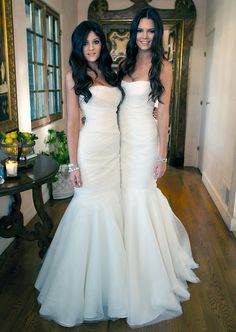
[
  {"left": 68, "top": 163, "right": 80, "bottom": 173},
  {"left": 157, "top": 157, "right": 167, "bottom": 163}
]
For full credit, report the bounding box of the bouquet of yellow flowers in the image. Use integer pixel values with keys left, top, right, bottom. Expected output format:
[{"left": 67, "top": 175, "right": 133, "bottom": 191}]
[{"left": 0, "top": 130, "right": 38, "bottom": 160}]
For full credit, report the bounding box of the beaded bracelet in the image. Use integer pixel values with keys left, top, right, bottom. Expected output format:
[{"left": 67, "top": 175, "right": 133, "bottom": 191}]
[
  {"left": 157, "top": 157, "right": 167, "bottom": 163},
  {"left": 68, "top": 163, "right": 80, "bottom": 173}
]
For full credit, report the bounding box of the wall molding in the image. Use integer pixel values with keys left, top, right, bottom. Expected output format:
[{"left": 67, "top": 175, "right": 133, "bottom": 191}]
[{"left": 202, "top": 172, "right": 236, "bottom": 231}]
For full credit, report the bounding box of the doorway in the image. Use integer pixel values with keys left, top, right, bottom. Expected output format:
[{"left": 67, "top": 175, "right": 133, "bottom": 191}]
[{"left": 198, "top": 29, "right": 215, "bottom": 172}]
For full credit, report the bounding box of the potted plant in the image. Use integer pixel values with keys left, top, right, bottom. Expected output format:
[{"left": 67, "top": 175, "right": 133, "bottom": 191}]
[{"left": 45, "top": 129, "right": 74, "bottom": 199}]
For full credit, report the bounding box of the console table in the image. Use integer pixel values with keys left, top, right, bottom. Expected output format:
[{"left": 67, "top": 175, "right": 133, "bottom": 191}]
[{"left": 0, "top": 154, "right": 59, "bottom": 258}]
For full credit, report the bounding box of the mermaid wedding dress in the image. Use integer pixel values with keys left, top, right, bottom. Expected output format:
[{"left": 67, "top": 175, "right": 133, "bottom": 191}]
[
  {"left": 120, "top": 80, "right": 199, "bottom": 328},
  {"left": 35, "top": 86, "right": 127, "bottom": 327}
]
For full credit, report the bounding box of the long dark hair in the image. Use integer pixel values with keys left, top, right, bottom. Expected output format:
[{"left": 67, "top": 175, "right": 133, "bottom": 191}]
[
  {"left": 69, "top": 20, "right": 122, "bottom": 103},
  {"left": 119, "top": 7, "right": 165, "bottom": 103}
]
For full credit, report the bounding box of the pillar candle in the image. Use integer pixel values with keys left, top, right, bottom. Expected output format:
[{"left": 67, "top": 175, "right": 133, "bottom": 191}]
[{"left": 5, "top": 160, "right": 18, "bottom": 177}]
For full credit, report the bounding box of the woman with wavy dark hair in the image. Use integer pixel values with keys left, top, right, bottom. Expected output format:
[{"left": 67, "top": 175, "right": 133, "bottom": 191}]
[
  {"left": 119, "top": 7, "right": 199, "bottom": 328},
  {"left": 35, "top": 20, "right": 127, "bottom": 327}
]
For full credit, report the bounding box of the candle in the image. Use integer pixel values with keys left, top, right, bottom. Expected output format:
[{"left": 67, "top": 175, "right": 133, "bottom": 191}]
[{"left": 6, "top": 160, "right": 18, "bottom": 177}]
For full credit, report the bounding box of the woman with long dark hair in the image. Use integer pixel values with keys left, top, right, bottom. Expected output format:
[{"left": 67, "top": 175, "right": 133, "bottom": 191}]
[
  {"left": 35, "top": 21, "right": 127, "bottom": 327},
  {"left": 119, "top": 7, "right": 199, "bottom": 328}
]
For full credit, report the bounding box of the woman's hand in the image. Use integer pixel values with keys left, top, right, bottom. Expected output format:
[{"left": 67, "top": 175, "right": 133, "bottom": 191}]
[
  {"left": 69, "top": 169, "right": 82, "bottom": 187},
  {"left": 154, "top": 161, "right": 167, "bottom": 180}
]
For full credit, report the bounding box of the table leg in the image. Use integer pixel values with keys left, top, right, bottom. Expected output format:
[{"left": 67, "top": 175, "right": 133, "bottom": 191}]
[
  {"left": 0, "top": 193, "right": 24, "bottom": 238},
  {"left": 0, "top": 187, "right": 53, "bottom": 258},
  {"left": 32, "top": 185, "right": 53, "bottom": 258}
]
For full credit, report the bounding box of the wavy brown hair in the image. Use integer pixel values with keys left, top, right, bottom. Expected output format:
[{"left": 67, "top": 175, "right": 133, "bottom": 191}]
[
  {"left": 69, "top": 20, "right": 123, "bottom": 104},
  {"left": 118, "top": 7, "right": 165, "bottom": 103}
]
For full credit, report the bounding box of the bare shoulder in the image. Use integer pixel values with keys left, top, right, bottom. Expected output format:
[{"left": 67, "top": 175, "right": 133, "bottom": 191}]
[{"left": 65, "top": 70, "right": 75, "bottom": 89}]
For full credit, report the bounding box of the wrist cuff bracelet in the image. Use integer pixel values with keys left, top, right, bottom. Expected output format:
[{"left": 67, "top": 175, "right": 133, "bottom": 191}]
[
  {"left": 157, "top": 157, "right": 167, "bottom": 163},
  {"left": 68, "top": 163, "right": 80, "bottom": 173}
]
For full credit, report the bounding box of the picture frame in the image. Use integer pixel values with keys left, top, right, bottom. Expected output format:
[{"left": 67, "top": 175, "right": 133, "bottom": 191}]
[{"left": 0, "top": 0, "right": 18, "bottom": 132}]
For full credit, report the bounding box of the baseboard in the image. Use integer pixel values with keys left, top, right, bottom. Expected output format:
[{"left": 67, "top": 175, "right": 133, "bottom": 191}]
[{"left": 202, "top": 172, "right": 235, "bottom": 231}]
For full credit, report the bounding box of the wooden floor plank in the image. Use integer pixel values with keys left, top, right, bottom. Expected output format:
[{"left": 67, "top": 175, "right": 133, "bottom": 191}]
[{"left": 1, "top": 166, "right": 236, "bottom": 332}]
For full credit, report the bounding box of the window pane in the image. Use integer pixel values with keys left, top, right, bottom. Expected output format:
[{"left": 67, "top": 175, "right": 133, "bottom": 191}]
[
  {"left": 48, "top": 92, "right": 55, "bottom": 114},
  {"left": 37, "top": 64, "right": 44, "bottom": 90},
  {"left": 55, "top": 68, "right": 60, "bottom": 90},
  {"left": 25, "top": 1, "right": 33, "bottom": 30},
  {"left": 47, "top": 40, "right": 53, "bottom": 65},
  {"left": 28, "top": 63, "right": 35, "bottom": 90},
  {"left": 54, "top": 44, "right": 59, "bottom": 66},
  {"left": 47, "top": 66, "right": 54, "bottom": 90},
  {"left": 46, "top": 15, "right": 52, "bottom": 39},
  {"left": 38, "top": 92, "right": 45, "bottom": 118},
  {"left": 35, "top": 7, "right": 42, "bottom": 34},
  {"left": 54, "top": 18, "right": 59, "bottom": 42},
  {"left": 55, "top": 91, "right": 60, "bottom": 113},
  {"left": 26, "top": 31, "right": 34, "bottom": 62},
  {"left": 30, "top": 92, "right": 36, "bottom": 120},
  {"left": 36, "top": 36, "right": 43, "bottom": 62}
]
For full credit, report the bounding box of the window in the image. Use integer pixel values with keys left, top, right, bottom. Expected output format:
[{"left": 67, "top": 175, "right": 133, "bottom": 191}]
[{"left": 25, "top": 0, "right": 62, "bottom": 128}]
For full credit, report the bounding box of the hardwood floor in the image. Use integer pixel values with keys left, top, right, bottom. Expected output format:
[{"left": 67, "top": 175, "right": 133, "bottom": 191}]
[{"left": 0, "top": 166, "right": 236, "bottom": 332}]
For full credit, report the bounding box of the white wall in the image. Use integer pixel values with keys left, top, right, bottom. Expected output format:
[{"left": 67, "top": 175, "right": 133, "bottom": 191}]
[
  {"left": 200, "top": 0, "right": 236, "bottom": 230},
  {"left": 0, "top": 0, "right": 78, "bottom": 255}
]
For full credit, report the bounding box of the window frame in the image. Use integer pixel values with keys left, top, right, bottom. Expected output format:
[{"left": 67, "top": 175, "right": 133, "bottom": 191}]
[{"left": 25, "top": 0, "right": 63, "bottom": 128}]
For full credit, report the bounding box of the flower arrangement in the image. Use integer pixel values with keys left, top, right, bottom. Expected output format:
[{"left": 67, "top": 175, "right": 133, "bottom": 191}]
[{"left": 0, "top": 130, "right": 38, "bottom": 160}]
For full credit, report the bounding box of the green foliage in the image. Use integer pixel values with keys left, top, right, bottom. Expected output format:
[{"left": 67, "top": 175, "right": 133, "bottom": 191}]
[
  {"left": 17, "top": 131, "right": 38, "bottom": 143},
  {"left": 45, "top": 129, "right": 69, "bottom": 165}
]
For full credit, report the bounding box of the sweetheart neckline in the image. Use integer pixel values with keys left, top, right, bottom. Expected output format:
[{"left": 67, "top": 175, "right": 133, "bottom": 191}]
[
  {"left": 122, "top": 80, "right": 149, "bottom": 84},
  {"left": 91, "top": 85, "right": 117, "bottom": 88}
]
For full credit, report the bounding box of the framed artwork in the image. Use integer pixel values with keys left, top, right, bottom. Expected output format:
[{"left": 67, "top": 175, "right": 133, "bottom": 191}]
[
  {"left": 102, "top": 23, "right": 131, "bottom": 70},
  {"left": 108, "top": 29, "right": 130, "bottom": 67},
  {"left": 0, "top": 0, "right": 17, "bottom": 132}
]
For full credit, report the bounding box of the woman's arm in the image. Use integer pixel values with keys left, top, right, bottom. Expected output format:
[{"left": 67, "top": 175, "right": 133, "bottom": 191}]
[
  {"left": 66, "top": 71, "right": 81, "bottom": 187},
  {"left": 154, "top": 60, "right": 173, "bottom": 179}
]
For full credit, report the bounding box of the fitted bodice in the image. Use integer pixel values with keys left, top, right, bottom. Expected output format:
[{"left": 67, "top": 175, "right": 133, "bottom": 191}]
[
  {"left": 119, "top": 80, "right": 157, "bottom": 138},
  {"left": 79, "top": 85, "right": 121, "bottom": 133},
  {"left": 120, "top": 80, "right": 154, "bottom": 113}
]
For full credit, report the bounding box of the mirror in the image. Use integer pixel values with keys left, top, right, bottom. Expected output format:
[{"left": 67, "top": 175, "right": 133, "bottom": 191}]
[{"left": 88, "top": 0, "right": 196, "bottom": 167}]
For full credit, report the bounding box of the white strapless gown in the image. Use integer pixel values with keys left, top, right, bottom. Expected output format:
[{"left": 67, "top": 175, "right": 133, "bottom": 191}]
[
  {"left": 35, "top": 86, "right": 127, "bottom": 327},
  {"left": 119, "top": 80, "right": 199, "bottom": 328}
]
